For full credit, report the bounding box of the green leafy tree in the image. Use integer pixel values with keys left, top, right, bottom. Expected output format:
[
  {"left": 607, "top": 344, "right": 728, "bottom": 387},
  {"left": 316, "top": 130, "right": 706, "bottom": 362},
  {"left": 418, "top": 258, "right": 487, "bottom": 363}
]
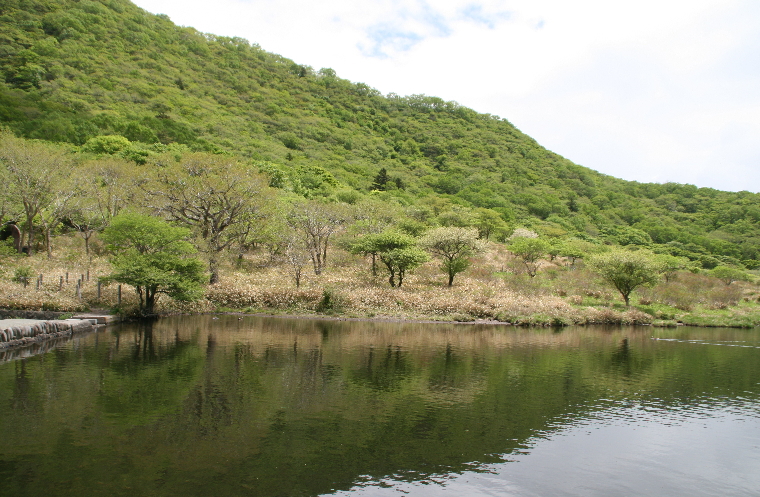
[
  {"left": 352, "top": 231, "right": 428, "bottom": 287},
  {"left": 81, "top": 135, "right": 131, "bottom": 155},
  {"left": 546, "top": 239, "right": 565, "bottom": 262},
  {"left": 588, "top": 249, "right": 661, "bottom": 306},
  {"left": 474, "top": 208, "right": 506, "bottom": 240},
  {"left": 709, "top": 265, "right": 749, "bottom": 286},
  {"left": 420, "top": 226, "right": 482, "bottom": 286},
  {"left": 509, "top": 237, "right": 550, "bottom": 278},
  {"left": 558, "top": 239, "right": 597, "bottom": 266},
  {"left": 655, "top": 254, "right": 693, "bottom": 282},
  {"left": 102, "top": 213, "right": 205, "bottom": 315}
]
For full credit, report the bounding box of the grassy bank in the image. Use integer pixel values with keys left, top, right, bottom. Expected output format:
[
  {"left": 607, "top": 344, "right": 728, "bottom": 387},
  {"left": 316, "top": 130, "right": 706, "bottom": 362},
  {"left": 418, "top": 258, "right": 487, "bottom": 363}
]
[{"left": 1, "top": 236, "right": 759, "bottom": 328}]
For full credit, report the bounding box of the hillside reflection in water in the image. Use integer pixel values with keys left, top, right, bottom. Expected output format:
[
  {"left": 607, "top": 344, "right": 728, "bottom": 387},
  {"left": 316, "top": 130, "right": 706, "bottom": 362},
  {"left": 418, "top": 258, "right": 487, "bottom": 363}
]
[{"left": 1, "top": 315, "right": 758, "bottom": 497}]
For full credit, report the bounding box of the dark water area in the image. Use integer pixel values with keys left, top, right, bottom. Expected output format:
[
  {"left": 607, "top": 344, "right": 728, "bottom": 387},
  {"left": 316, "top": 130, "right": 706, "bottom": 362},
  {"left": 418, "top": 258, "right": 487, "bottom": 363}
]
[{"left": 1, "top": 316, "right": 759, "bottom": 496}]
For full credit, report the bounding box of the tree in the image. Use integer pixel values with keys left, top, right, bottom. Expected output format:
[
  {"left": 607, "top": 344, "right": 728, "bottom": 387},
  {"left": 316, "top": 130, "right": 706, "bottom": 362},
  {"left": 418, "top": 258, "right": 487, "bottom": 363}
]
[
  {"left": 145, "top": 153, "right": 275, "bottom": 284},
  {"left": 39, "top": 185, "right": 78, "bottom": 259},
  {"left": 352, "top": 231, "right": 428, "bottom": 287},
  {"left": 0, "top": 134, "right": 73, "bottom": 255},
  {"left": 420, "top": 226, "right": 482, "bottom": 286},
  {"left": 709, "top": 265, "right": 749, "bottom": 286},
  {"left": 588, "top": 249, "right": 661, "bottom": 306},
  {"left": 474, "top": 208, "right": 506, "bottom": 240},
  {"left": 102, "top": 213, "right": 205, "bottom": 315},
  {"left": 558, "top": 239, "right": 597, "bottom": 267},
  {"left": 287, "top": 200, "right": 347, "bottom": 275},
  {"left": 69, "top": 159, "right": 137, "bottom": 256},
  {"left": 546, "top": 239, "right": 565, "bottom": 262},
  {"left": 371, "top": 167, "right": 389, "bottom": 191},
  {"left": 509, "top": 237, "right": 550, "bottom": 278},
  {"left": 281, "top": 233, "right": 311, "bottom": 288},
  {"left": 655, "top": 254, "right": 693, "bottom": 283},
  {"left": 350, "top": 233, "right": 383, "bottom": 277}
]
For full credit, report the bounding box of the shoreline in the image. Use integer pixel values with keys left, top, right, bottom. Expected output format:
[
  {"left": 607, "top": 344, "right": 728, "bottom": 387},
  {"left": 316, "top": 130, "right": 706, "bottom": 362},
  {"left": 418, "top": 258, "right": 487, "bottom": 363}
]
[{"left": 0, "top": 305, "right": 753, "bottom": 356}]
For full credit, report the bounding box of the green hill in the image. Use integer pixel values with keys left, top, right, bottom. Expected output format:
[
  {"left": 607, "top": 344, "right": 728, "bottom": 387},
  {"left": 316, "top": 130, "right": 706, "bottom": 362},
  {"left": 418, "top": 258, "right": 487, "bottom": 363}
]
[{"left": 1, "top": 0, "right": 759, "bottom": 266}]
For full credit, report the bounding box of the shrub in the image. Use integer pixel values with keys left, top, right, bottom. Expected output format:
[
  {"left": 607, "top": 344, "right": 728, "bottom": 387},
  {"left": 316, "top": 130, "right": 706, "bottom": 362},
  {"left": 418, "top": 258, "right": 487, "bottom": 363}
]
[
  {"left": 12, "top": 267, "right": 33, "bottom": 284},
  {"left": 316, "top": 288, "right": 345, "bottom": 314}
]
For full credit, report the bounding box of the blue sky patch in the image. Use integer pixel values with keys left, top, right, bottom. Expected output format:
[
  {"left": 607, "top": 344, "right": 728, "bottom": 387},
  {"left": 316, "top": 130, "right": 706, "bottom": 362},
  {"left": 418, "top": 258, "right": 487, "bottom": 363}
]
[
  {"left": 460, "top": 3, "right": 512, "bottom": 29},
  {"left": 360, "top": 24, "right": 425, "bottom": 58}
]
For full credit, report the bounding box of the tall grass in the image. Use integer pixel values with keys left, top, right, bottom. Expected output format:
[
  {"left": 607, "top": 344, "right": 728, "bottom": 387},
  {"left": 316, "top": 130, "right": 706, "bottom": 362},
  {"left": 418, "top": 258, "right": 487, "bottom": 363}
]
[{"left": 1, "top": 235, "right": 757, "bottom": 326}]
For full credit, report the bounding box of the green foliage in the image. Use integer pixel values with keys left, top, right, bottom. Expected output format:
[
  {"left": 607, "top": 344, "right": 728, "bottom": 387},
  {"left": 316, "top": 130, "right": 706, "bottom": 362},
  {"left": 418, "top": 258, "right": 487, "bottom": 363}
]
[
  {"left": 654, "top": 254, "right": 694, "bottom": 282},
  {"left": 144, "top": 153, "right": 276, "bottom": 284},
  {"left": 315, "top": 288, "right": 345, "bottom": 314},
  {"left": 12, "top": 266, "right": 33, "bottom": 284},
  {"left": 0, "top": 0, "right": 758, "bottom": 271},
  {"left": 81, "top": 135, "right": 131, "bottom": 154},
  {"left": 371, "top": 167, "right": 389, "bottom": 191},
  {"left": 101, "top": 212, "right": 206, "bottom": 315},
  {"left": 709, "top": 265, "right": 750, "bottom": 286},
  {"left": 509, "top": 237, "right": 550, "bottom": 278},
  {"left": 420, "top": 226, "right": 482, "bottom": 286},
  {"left": 588, "top": 249, "right": 662, "bottom": 306},
  {"left": 352, "top": 230, "right": 428, "bottom": 287}
]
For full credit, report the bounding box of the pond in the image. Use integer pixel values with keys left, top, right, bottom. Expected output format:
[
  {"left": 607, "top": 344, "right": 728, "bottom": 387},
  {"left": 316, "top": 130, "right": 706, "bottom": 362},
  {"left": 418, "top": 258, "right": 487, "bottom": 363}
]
[{"left": 1, "top": 316, "right": 759, "bottom": 496}]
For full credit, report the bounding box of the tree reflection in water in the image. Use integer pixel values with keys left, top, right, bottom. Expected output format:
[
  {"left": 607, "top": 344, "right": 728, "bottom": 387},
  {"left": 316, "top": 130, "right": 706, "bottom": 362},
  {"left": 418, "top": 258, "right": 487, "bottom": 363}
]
[{"left": 0, "top": 316, "right": 757, "bottom": 497}]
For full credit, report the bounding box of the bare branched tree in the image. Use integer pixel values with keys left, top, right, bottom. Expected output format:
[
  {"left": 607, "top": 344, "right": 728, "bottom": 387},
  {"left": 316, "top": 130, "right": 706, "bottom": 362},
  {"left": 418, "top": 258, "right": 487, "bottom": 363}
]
[
  {"left": 287, "top": 200, "right": 347, "bottom": 275},
  {"left": 144, "top": 153, "right": 276, "bottom": 284},
  {"left": 0, "top": 134, "right": 73, "bottom": 255},
  {"left": 281, "top": 233, "right": 311, "bottom": 287}
]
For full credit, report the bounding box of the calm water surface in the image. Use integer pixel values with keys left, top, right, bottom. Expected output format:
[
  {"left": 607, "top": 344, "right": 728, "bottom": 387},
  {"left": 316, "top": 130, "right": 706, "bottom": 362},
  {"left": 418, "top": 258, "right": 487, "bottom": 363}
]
[{"left": 1, "top": 316, "right": 759, "bottom": 496}]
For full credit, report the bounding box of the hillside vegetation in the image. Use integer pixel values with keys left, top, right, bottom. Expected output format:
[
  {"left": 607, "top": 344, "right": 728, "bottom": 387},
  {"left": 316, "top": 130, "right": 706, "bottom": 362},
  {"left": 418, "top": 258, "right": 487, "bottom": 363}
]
[
  {"left": 1, "top": 0, "right": 759, "bottom": 325},
  {"left": 2, "top": 0, "right": 760, "bottom": 265}
]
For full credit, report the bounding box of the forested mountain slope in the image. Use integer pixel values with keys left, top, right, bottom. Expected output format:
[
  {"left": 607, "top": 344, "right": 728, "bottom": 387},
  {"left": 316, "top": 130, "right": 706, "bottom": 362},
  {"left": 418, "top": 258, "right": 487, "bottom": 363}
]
[{"left": 1, "top": 0, "right": 759, "bottom": 266}]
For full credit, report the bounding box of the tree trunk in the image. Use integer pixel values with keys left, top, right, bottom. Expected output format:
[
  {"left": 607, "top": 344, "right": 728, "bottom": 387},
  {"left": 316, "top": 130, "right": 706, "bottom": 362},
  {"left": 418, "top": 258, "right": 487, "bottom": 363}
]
[
  {"left": 209, "top": 255, "right": 220, "bottom": 284},
  {"left": 145, "top": 286, "right": 157, "bottom": 315},
  {"left": 44, "top": 227, "right": 52, "bottom": 259},
  {"left": 25, "top": 222, "right": 34, "bottom": 256},
  {"left": 83, "top": 230, "right": 93, "bottom": 256},
  {"left": 136, "top": 286, "right": 145, "bottom": 313}
]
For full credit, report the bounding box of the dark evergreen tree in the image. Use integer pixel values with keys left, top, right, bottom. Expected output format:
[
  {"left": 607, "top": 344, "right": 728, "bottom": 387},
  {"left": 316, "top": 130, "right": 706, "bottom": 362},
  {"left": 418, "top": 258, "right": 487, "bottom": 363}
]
[{"left": 371, "top": 168, "right": 389, "bottom": 191}]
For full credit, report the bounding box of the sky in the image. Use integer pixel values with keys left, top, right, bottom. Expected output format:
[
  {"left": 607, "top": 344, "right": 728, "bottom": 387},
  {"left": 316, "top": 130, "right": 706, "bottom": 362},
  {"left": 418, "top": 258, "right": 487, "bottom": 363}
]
[{"left": 130, "top": 0, "right": 760, "bottom": 193}]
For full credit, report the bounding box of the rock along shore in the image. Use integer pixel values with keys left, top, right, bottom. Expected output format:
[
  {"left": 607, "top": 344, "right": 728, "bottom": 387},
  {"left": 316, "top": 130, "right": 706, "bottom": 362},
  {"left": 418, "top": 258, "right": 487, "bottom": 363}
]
[{"left": 0, "top": 311, "right": 120, "bottom": 351}]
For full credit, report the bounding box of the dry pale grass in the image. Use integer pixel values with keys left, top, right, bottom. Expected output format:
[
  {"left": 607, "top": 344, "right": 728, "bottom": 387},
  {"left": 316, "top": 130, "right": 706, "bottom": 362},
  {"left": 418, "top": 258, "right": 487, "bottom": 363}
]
[
  {"left": 639, "top": 272, "right": 747, "bottom": 311},
  {"left": 206, "top": 244, "right": 641, "bottom": 325},
  {"left": 0, "top": 238, "right": 652, "bottom": 324},
  {"left": 3, "top": 236, "right": 744, "bottom": 326}
]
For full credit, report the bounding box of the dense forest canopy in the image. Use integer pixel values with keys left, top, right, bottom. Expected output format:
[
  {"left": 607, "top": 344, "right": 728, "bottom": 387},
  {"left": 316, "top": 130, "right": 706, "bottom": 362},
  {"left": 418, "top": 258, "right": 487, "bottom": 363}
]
[{"left": 1, "top": 0, "right": 759, "bottom": 268}]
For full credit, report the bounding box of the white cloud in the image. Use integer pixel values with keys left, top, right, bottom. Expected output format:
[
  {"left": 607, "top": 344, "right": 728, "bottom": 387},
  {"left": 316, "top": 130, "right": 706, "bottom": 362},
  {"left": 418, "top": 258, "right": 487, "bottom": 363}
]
[{"left": 132, "top": 0, "right": 760, "bottom": 192}]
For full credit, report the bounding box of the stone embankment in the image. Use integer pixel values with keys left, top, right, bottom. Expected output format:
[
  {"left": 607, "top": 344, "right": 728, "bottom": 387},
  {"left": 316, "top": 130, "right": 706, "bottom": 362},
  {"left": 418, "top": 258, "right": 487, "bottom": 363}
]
[{"left": 0, "top": 311, "right": 120, "bottom": 350}]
